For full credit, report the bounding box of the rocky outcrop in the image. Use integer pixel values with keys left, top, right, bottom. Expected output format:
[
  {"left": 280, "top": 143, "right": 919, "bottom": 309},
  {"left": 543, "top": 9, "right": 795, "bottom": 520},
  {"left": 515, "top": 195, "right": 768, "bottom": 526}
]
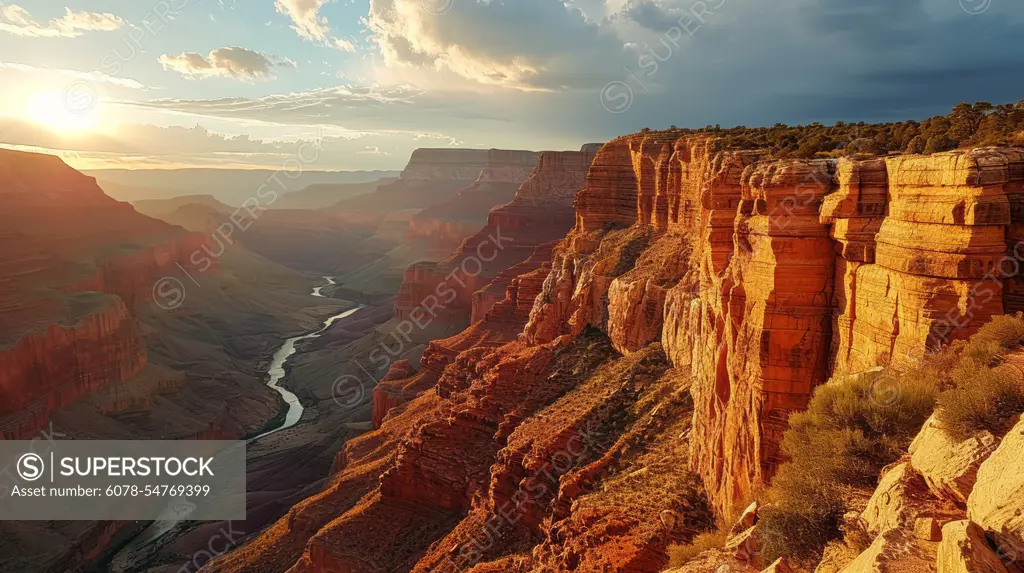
[
  {"left": 936, "top": 521, "right": 1010, "bottom": 573},
  {"left": 836, "top": 528, "right": 936, "bottom": 573},
  {"left": 524, "top": 137, "right": 1024, "bottom": 516},
  {"left": 860, "top": 462, "right": 932, "bottom": 536},
  {"left": 812, "top": 397, "right": 1024, "bottom": 573}
]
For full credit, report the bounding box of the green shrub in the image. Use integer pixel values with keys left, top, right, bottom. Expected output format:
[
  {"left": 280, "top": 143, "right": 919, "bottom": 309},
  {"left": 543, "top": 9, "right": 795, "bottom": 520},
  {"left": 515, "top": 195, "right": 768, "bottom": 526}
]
[
  {"left": 667, "top": 531, "right": 727, "bottom": 567},
  {"left": 935, "top": 314, "right": 1024, "bottom": 440},
  {"left": 758, "top": 487, "right": 844, "bottom": 566},
  {"left": 760, "top": 314, "right": 1024, "bottom": 563},
  {"left": 938, "top": 369, "right": 1024, "bottom": 441},
  {"left": 962, "top": 313, "right": 1024, "bottom": 363},
  {"left": 758, "top": 370, "right": 937, "bottom": 564}
]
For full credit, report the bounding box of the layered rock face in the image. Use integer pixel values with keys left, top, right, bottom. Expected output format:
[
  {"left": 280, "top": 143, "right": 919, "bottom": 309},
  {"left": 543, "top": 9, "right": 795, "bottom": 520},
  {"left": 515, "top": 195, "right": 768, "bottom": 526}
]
[
  {"left": 393, "top": 148, "right": 596, "bottom": 329},
  {"left": 525, "top": 135, "right": 1024, "bottom": 515},
  {"left": 328, "top": 149, "right": 492, "bottom": 231},
  {"left": 202, "top": 136, "right": 1024, "bottom": 573},
  {"left": 0, "top": 295, "right": 145, "bottom": 439},
  {"left": 406, "top": 149, "right": 539, "bottom": 258},
  {"left": 0, "top": 149, "right": 210, "bottom": 439},
  {"left": 374, "top": 149, "right": 597, "bottom": 429},
  {"left": 825, "top": 150, "right": 1023, "bottom": 375}
]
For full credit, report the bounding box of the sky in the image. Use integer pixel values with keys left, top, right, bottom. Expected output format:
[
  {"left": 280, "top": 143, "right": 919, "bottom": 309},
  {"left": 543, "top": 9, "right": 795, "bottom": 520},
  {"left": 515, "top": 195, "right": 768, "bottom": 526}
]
[{"left": 0, "top": 0, "right": 1022, "bottom": 170}]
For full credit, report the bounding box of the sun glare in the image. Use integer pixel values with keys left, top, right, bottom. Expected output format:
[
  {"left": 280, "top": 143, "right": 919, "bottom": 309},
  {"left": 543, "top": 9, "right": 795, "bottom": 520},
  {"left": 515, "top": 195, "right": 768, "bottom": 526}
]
[{"left": 25, "top": 91, "right": 100, "bottom": 134}]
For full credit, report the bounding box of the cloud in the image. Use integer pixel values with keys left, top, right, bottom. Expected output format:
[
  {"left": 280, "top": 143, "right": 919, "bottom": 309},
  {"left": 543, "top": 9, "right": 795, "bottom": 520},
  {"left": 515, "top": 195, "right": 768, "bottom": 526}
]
[
  {"left": 0, "top": 116, "right": 458, "bottom": 170},
  {"left": 10, "top": 0, "right": 1022, "bottom": 167},
  {"left": 275, "top": 0, "right": 355, "bottom": 50},
  {"left": 616, "top": 0, "right": 686, "bottom": 31},
  {"left": 158, "top": 47, "right": 296, "bottom": 81},
  {"left": 333, "top": 37, "right": 356, "bottom": 52},
  {"left": 0, "top": 60, "right": 149, "bottom": 89},
  {"left": 365, "top": 0, "right": 626, "bottom": 89},
  {"left": 0, "top": 5, "right": 123, "bottom": 38}
]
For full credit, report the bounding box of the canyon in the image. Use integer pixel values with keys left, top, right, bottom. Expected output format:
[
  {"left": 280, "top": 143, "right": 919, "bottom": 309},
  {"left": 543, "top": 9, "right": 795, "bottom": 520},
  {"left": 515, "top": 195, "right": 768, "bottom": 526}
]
[
  {"left": 0, "top": 148, "right": 356, "bottom": 571},
  {"left": 199, "top": 132, "right": 1024, "bottom": 573},
  {"left": 4, "top": 131, "right": 1024, "bottom": 573},
  {"left": 0, "top": 145, "right": 592, "bottom": 572}
]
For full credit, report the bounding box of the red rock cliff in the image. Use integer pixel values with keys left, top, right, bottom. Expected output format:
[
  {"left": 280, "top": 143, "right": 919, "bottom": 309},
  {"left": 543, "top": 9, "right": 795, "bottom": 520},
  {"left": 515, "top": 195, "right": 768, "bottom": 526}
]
[
  {"left": 0, "top": 149, "right": 213, "bottom": 439},
  {"left": 199, "top": 136, "right": 1024, "bottom": 573},
  {"left": 525, "top": 135, "right": 1024, "bottom": 515}
]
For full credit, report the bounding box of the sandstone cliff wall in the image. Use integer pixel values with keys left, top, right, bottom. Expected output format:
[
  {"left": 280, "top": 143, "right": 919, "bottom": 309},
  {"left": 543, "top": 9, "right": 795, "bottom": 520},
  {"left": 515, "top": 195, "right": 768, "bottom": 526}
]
[{"left": 524, "top": 134, "right": 1024, "bottom": 515}]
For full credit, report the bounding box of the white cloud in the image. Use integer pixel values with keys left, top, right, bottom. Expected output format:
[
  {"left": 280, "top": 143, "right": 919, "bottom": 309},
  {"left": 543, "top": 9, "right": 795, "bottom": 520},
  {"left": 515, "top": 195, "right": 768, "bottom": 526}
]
[
  {"left": 0, "top": 5, "right": 123, "bottom": 38},
  {"left": 333, "top": 37, "right": 356, "bottom": 52},
  {"left": 365, "top": 0, "right": 625, "bottom": 89},
  {"left": 158, "top": 47, "right": 296, "bottom": 81},
  {"left": 274, "top": 0, "right": 354, "bottom": 50},
  {"left": 0, "top": 60, "right": 149, "bottom": 89}
]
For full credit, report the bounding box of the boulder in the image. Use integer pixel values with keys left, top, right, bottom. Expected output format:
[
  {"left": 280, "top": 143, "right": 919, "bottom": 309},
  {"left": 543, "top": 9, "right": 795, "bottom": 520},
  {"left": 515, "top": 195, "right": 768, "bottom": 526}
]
[
  {"left": 860, "top": 462, "right": 930, "bottom": 535},
  {"left": 967, "top": 415, "right": 1024, "bottom": 566},
  {"left": 837, "top": 529, "right": 935, "bottom": 573},
  {"left": 936, "top": 520, "right": 1010, "bottom": 573},
  {"left": 730, "top": 501, "right": 759, "bottom": 537},
  {"left": 909, "top": 414, "right": 998, "bottom": 505},
  {"left": 725, "top": 525, "right": 758, "bottom": 562}
]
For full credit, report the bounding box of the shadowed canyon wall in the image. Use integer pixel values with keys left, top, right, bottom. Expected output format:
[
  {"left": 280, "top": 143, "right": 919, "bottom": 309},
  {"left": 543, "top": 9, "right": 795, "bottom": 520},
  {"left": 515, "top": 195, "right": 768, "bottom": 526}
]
[
  {"left": 327, "top": 148, "right": 493, "bottom": 233},
  {"left": 0, "top": 149, "right": 213, "bottom": 439},
  {"left": 406, "top": 149, "right": 540, "bottom": 259},
  {"left": 393, "top": 147, "right": 598, "bottom": 329}
]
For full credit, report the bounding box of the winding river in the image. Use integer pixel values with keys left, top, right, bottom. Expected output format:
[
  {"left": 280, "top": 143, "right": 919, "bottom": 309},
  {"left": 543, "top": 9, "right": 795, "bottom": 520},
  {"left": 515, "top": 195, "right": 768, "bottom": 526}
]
[
  {"left": 111, "top": 277, "right": 357, "bottom": 572},
  {"left": 311, "top": 275, "right": 336, "bottom": 298},
  {"left": 250, "top": 292, "right": 359, "bottom": 440}
]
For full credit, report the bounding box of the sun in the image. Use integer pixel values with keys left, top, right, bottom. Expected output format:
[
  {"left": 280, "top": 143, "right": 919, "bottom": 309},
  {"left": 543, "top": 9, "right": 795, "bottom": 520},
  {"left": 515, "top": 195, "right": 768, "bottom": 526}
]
[{"left": 24, "top": 90, "right": 100, "bottom": 134}]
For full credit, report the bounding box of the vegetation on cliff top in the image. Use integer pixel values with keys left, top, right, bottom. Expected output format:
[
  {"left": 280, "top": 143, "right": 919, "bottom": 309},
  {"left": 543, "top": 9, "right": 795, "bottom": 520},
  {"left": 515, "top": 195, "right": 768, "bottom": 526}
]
[
  {"left": 758, "top": 314, "right": 1024, "bottom": 565},
  {"left": 648, "top": 100, "right": 1024, "bottom": 159}
]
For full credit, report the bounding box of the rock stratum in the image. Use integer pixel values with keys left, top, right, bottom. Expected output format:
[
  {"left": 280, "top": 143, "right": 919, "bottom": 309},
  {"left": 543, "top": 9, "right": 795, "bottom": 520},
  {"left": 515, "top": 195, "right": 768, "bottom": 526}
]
[
  {"left": 406, "top": 149, "right": 540, "bottom": 259},
  {"left": 373, "top": 147, "right": 598, "bottom": 428},
  {"left": 0, "top": 149, "right": 214, "bottom": 440},
  {"left": 203, "top": 134, "right": 1024, "bottom": 573},
  {"left": 394, "top": 147, "right": 597, "bottom": 328}
]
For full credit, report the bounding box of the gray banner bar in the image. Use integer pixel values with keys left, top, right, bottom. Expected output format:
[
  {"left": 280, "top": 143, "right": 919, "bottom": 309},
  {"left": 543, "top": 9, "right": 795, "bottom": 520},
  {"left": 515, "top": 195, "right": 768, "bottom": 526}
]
[{"left": 0, "top": 440, "right": 246, "bottom": 520}]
